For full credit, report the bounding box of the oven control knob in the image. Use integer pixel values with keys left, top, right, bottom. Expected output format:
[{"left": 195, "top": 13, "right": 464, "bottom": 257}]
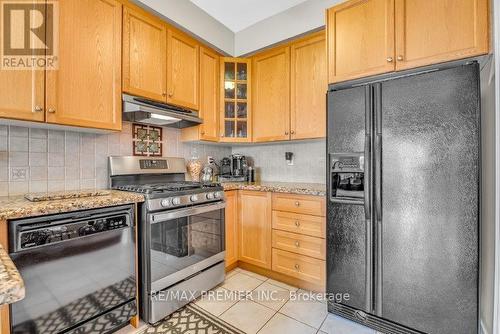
[
  {"left": 161, "top": 198, "right": 172, "bottom": 207},
  {"left": 190, "top": 195, "right": 199, "bottom": 202},
  {"left": 206, "top": 192, "right": 215, "bottom": 200},
  {"left": 172, "top": 197, "right": 181, "bottom": 205},
  {"left": 214, "top": 191, "right": 223, "bottom": 199}
]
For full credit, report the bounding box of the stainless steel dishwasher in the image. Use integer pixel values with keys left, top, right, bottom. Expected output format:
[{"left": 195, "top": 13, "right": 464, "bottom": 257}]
[{"left": 8, "top": 205, "right": 137, "bottom": 334}]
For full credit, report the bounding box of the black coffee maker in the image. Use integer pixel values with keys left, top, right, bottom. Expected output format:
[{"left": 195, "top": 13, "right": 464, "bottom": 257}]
[
  {"left": 219, "top": 154, "right": 248, "bottom": 182},
  {"left": 231, "top": 154, "right": 247, "bottom": 177}
]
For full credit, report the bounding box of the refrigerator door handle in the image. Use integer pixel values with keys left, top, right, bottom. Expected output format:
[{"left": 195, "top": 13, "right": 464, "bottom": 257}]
[
  {"left": 374, "top": 83, "right": 383, "bottom": 316},
  {"left": 364, "top": 86, "right": 373, "bottom": 313}
]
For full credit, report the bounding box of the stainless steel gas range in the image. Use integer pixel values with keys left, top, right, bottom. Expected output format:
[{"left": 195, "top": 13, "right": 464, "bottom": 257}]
[{"left": 109, "top": 156, "right": 226, "bottom": 324}]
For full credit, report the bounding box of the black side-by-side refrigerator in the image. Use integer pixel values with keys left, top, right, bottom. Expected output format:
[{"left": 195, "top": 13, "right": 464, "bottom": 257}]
[{"left": 326, "top": 62, "right": 480, "bottom": 334}]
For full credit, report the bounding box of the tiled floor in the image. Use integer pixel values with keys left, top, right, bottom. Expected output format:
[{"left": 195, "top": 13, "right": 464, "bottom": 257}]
[{"left": 117, "top": 267, "right": 384, "bottom": 334}]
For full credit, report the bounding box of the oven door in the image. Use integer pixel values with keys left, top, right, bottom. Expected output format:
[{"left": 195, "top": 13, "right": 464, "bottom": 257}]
[{"left": 147, "top": 202, "right": 225, "bottom": 292}]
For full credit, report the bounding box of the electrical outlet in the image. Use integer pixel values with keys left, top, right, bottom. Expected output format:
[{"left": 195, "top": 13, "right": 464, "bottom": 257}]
[
  {"left": 207, "top": 156, "right": 214, "bottom": 164},
  {"left": 11, "top": 167, "right": 28, "bottom": 181}
]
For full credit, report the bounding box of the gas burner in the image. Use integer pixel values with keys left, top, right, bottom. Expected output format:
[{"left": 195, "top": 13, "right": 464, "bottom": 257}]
[{"left": 115, "top": 181, "right": 221, "bottom": 195}]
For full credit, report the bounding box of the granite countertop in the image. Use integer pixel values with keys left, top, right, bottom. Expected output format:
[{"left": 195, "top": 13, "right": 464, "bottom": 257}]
[
  {"left": 221, "top": 181, "right": 326, "bottom": 196},
  {"left": 0, "top": 244, "right": 24, "bottom": 306},
  {"left": 0, "top": 190, "right": 145, "bottom": 221}
]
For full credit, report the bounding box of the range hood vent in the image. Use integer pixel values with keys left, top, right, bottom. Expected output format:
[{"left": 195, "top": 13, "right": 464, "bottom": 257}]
[{"left": 122, "top": 94, "right": 203, "bottom": 128}]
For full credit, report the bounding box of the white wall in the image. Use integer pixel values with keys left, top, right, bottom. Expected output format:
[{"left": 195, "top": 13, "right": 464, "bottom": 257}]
[
  {"left": 133, "top": 0, "right": 234, "bottom": 55},
  {"left": 234, "top": 0, "right": 342, "bottom": 56},
  {"left": 134, "top": 0, "right": 344, "bottom": 56}
]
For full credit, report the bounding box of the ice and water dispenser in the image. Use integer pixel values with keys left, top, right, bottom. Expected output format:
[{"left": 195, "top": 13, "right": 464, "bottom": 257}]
[{"left": 329, "top": 153, "right": 365, "bottom": 203}]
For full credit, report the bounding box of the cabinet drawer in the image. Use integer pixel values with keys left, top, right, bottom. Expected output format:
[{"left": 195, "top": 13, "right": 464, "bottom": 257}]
[
  {"left": 272, "top": 248, "right": 325, "bottom": 286},
  {"left": 272, "top": 193, "right": 325, "bottom": 216},
  {"left": 272, "top": 211, "right": 325, "bottom": 238},
  {"left": 272, "top": 230, "right": 325, "bottom": 260}
]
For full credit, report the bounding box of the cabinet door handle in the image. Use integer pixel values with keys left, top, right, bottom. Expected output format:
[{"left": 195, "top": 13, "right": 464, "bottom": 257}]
[
  {"left": 294, "top": 220, "right": 300, "bottom": 227},
  {"left": 291, "top": 130, "right": 295, "bottom": 135},
  {"left": 285, "top": 131, "right": 289, "bottom": 135},
  {"left": 397, "top": 55, "right": 404, "bottom": 61},
  {"left": 294, "top": 264, "right": 300, "bottom": 271},
  {"left": 295, "top": 241, "right": 300, "bottom": 248},
  {"left": 295, "top": 201, "right": 300, "bottom": 207},
  {"left": 48, "top": 108, "right": 56, "bottom": 113},
  {"left": 386, "top": 57, "right": 393, "bottom": 63},
  {"left": 162, "top": 92, "right": 167, "bottom": 97},
  {"left": 201, "top": 131, "right": 205, "bottom": 135},
  {"left": 34, "top": 106, "right": 43, "bottom": 113}
]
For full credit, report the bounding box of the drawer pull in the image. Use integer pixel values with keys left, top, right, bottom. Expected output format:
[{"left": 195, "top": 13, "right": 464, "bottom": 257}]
[
  {"left": 295, "top": 241, "right": 300, "bottom": 247},
  {"left": 295, "top": 201, "right": 300, "bottom": 207},
  {"left": 294, "top": 220, "right": 300, "bottom": 227},
  {"left": 294, "top": 264, "right": 300, "bottom": 271}
]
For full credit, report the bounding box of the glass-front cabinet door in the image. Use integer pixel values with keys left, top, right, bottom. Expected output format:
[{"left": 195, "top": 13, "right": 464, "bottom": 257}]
[{"left": 220, "top": 57, "right": 252, "bottom": 142}]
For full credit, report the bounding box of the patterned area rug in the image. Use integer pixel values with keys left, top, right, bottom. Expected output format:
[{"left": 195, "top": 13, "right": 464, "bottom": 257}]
[{"left": 141, "top": 304, "right": 245, "bottom": 334}]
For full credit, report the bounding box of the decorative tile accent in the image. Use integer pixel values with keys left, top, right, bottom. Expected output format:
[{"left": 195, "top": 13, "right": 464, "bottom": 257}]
[{"left": 132, "top": 124, "right": 162, "bottom": 157}]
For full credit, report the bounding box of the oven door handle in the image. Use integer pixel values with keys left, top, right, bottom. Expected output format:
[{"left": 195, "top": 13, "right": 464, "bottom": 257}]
[{"left": 149, "top": 202, "right": 226, "bottom": 224}]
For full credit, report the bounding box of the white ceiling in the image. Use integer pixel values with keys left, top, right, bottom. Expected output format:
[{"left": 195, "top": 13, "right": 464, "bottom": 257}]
[{"left": 189, "top": 0, "right": 309, "bottom": 32}]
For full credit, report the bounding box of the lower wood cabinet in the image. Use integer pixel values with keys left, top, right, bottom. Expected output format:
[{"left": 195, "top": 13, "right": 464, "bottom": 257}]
[
  {"left": 224, "top": 191, "right": 238, "bottom": 269},
  {"left": 225, "top": 190, "right": 326, "bottom": 291},
  {"left": 272, "top": 193, "right": 326, "bottom": 216},
  {"left": 272, "top": 230, "right": 326, "bottom": 260},
  {"left": 272, "top": 248, "right": 326, "bottom": 287},
  {"left": 238, "top": 191, "right": 272, "bottom": 269},
  {"left": 272, "top": 211, "right": 325, "bottom": 238}
]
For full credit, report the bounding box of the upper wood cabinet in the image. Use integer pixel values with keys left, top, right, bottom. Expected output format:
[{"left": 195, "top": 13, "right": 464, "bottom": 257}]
[
  {"left": 167, "top": 29, "right": 200, "bottom": 110},
  {"left": 327, "top": 0, "right": 490, "bottom": 83},
  {"left": 46, "top": 0, "right": 122, "bottom": 130},
  {"left": 327, "top": 0, "right": 395, "bottom": 83},
  {"left": 181, "top": 46, "right": 219, "bottom": 141},
  {"left": 252, "top": 46, "right": 290, "bottom": 142},
  {"left": 394, "top": 0, "right": 489, "bottom": 70},
  {"left": 123, "top": 6, "right": 167, "bottom": 102},
  {"left": 220, "top": 57, "right": 252, "bottom": 142},
  {"left": 225, "top": 191, "right": 239, "bottom": 269},
  {"left": 238, "top": 191, "right": 272, "bottom": 269},
  {"left": 290, "top": 32, "right": 327, "bottom": 139},
  {"left": 0, "top": 70, "right": 44, "bottom": 122}
]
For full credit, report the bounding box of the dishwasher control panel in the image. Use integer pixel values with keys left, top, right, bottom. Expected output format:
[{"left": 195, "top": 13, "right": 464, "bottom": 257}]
[{"left": 16, "top": 213, "right": 130, "bottom": 250}]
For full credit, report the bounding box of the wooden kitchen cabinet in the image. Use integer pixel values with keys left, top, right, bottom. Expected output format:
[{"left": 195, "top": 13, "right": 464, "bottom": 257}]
[
  {"left": 123, "top": 6, "right": 167, "bottom": 102},
  {"left": 224, "top": 191, "right": 238, "bottom": 269},
  {"left": 0, "top": 70, "right": 45, "bottom": 122},
  {"left": 394, "top": 0, "right": 489, "bottom": 70},
  {"left": 181, "top": 47, "right": 220, "bottom": 142},
  {"left": 167, "top": 29, "right": 199, "bottom": 110},
  {"left": 327, "top": 0, "right": 395, "bottom": 83},
  {"left": 327, "top": 0, "right": 489, "bottom": 83},
  {"left": 46, "top": 0, "right": 122, "bottom": 130},
  {"left": 290, "top": 32, "right": 327, "bottom": 139},
  {"left": 252, "top": 46, "right": 290, "bottom": 142},
  {"left": 238, "top": 191, "right": 272, "bottom": 269},
  {"left": 219, "top": 57, "right": 252, "bottom": 142}
]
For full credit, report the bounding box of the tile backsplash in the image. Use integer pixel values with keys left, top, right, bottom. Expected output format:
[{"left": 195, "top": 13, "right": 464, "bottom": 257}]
[
  {"left": 0, "top": 121, "right": 326, "bottom": 196},
  {"left": 232, "top": 140, "right": 326, "bottom": 184},
  {"left": 0, "top": 122, "right": 231, "bottom": 196}
]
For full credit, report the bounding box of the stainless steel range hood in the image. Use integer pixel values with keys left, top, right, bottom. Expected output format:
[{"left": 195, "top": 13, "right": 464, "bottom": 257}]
[{"left": 122, "top": 94, "right": 203, "bottom": 128}]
